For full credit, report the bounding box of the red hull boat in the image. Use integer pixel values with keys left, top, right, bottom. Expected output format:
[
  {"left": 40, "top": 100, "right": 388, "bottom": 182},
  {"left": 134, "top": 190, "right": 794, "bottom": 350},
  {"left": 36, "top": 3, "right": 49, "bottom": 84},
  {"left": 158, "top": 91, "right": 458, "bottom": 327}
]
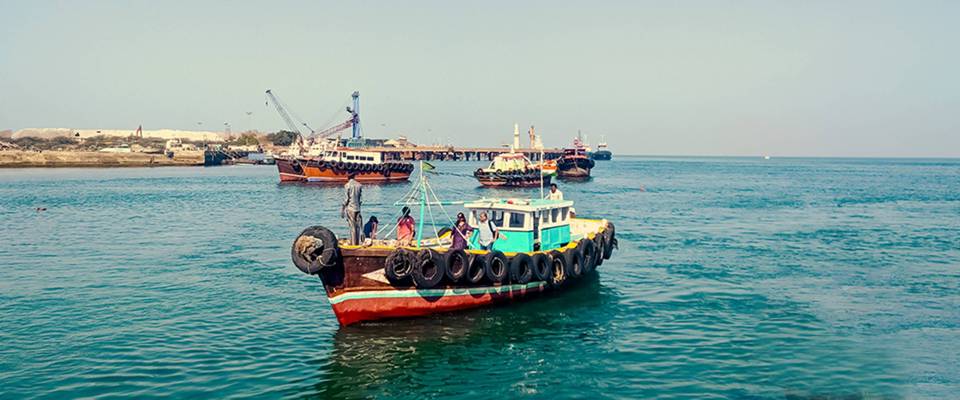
[
  {"left": 291, "top": 195, "right": 618, "bottom": 326},
  {"left": 276, "top": 148, "right": 413, "bottom": 183}
]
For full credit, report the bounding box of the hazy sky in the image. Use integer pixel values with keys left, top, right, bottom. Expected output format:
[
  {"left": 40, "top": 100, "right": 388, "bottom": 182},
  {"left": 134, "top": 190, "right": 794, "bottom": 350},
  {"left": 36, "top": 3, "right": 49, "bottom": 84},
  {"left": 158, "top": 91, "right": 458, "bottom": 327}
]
[{"left": 2, "top": 1, "right": 958, "bottom": 156}]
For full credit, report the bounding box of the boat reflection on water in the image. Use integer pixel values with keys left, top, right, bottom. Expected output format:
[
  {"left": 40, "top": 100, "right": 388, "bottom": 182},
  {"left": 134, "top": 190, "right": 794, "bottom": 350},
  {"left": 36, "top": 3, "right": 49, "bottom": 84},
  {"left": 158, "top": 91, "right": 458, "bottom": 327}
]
[{"left": 305, "top": 274, "right": 611, "bottom": 399}]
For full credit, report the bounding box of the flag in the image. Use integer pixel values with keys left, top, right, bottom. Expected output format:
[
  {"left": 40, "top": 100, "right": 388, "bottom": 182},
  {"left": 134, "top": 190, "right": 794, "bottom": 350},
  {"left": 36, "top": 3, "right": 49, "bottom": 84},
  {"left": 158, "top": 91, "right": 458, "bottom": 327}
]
[{"left": 422, "top": 161, "right": 436, "bottom": 173}]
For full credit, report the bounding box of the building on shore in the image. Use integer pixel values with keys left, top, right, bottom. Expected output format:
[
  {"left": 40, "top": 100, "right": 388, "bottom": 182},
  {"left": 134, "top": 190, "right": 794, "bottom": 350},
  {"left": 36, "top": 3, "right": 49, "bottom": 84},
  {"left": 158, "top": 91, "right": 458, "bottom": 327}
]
[{"left": 5, "top": 128, "right": 228, "bottom": 143}]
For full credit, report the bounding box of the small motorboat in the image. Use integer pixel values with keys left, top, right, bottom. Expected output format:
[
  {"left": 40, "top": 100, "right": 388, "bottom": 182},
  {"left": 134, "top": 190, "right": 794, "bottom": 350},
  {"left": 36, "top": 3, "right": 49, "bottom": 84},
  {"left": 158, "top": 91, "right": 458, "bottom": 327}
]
[{"left": 473, "top": 152, "right": 551, "bottom": 188}]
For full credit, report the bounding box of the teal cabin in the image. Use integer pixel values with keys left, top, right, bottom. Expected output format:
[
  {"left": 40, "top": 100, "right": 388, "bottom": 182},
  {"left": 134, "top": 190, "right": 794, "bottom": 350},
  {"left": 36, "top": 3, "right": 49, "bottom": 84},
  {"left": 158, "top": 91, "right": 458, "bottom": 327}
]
[{"left": 463, "top": 198, "right": 574, "bottom": 252}]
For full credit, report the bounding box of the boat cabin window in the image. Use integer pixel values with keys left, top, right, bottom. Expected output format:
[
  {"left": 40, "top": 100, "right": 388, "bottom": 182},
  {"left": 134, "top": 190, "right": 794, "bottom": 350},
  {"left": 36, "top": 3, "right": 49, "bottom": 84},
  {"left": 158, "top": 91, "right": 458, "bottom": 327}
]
[
  {"left": 541, "top": 211, "right": 549, "bottom": 223},
  {"left": 508, "top": 212, "right": 525, "bottom": 228},
  {"left": 551, "top": 208, "right": 559, "bottom": 223},
  {"left": 490, "top": 210, "right": 504, "bottom": 227},
  {"left": 561, "top": 207, "right": 568, "bottom": 221},
  {"left": 346, "top": 155, "right": 355, "bottom": 160}
]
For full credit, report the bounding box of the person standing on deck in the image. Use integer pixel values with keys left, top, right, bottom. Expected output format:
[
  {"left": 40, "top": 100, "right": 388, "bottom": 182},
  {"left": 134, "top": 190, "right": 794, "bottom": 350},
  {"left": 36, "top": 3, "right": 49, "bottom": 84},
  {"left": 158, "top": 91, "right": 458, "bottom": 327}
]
[
  {"left": 450, "top": 212, "right": 473, "bottom": 250},
  {"left": 545, "top": 183, "right": 563, "bottom": 200},
  {"left": 476, "top": 211, "right": 506, "bottom": 250},
  {"left": 397, "top": 206, "right": 416, "bottom": 246},
  {"left": 342, "top": 173, "right": 363, "bottom": 245}
]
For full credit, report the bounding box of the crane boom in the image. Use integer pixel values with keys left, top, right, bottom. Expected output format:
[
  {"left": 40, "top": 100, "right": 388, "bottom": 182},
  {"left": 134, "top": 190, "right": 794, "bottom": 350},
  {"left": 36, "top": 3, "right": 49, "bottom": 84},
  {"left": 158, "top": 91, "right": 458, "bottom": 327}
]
[
  {"left": 264, "top": 90, "right": 315, "bottom": 135},
  {"left": 313, "top": 119, "right": 353, "bottom": 139}
]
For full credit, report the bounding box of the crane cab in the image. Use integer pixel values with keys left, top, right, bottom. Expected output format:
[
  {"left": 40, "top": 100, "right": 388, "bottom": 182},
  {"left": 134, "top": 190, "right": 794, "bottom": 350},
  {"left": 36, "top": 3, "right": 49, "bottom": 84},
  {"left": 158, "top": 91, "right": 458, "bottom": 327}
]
[{"left": 463, "top": 198, "right": 574, "bottom": 252}]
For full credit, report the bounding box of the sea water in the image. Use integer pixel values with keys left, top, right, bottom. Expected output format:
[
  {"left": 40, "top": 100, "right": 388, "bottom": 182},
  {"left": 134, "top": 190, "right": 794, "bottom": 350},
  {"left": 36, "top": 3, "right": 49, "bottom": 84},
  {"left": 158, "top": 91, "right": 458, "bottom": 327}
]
[{"left": 1, "top": 157, "right": 958, "bottom": 399}]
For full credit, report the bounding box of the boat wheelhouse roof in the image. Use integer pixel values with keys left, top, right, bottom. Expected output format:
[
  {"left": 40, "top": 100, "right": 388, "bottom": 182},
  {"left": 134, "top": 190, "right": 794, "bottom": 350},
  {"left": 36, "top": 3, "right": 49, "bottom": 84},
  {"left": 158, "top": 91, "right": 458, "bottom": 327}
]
[{"left": 464, "top": 198, "right": 574, "bottom": 213}]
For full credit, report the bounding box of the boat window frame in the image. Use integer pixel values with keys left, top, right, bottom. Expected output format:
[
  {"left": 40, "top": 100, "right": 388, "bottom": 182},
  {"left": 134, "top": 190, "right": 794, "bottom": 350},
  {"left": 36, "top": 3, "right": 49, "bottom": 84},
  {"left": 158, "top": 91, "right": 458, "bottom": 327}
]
[
  {"left": 508, "top": 212, "right": 526, "bottom": 229},
  {"left": 490, "top": 210, "right": 504, "bottom": 227}
]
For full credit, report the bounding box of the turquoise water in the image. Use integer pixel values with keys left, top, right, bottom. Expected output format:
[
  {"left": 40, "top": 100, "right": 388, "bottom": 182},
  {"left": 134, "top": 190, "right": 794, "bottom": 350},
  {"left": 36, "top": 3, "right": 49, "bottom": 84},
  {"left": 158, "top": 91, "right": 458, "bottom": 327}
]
[{"left": 1, "top": 157, "right": 958, "bottom": 399}]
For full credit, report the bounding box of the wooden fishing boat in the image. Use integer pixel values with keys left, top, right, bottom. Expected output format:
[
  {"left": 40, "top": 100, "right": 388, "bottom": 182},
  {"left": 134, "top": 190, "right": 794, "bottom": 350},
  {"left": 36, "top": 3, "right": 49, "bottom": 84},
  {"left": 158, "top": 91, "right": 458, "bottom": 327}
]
[
  {"left": 268, "top": 90, "right": 413, "bottom": 183},
  {"left": 276, "top": 148, "right": 413, "bottom": 183},
  {"left": 556, "top": 137, "right": 595, "bottom": 178},
  {"left": 290, "top": 169, "right": 618, "bottom": 325},
  {"left": 473, "top": 152, "right": 551, "bottom": 187}
]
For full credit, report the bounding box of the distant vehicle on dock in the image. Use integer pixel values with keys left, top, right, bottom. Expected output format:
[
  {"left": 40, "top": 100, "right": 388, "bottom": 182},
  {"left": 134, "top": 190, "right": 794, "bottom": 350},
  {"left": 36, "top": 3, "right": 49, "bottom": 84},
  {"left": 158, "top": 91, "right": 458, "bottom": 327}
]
[
  {"left": 557, "top": 136, "right": 595, "bottom": 178},
  {"left": 590, "top": 137, "right": 612, "bottom": 160},
  {"left": 276, "top": 148, "right": 412, "bottom": 183},
  {"left": 289, "top": 170, "right": 618, "bottom": 325},
  {"left": 474, "top": 152, "right": 551, "bottom": 187}
]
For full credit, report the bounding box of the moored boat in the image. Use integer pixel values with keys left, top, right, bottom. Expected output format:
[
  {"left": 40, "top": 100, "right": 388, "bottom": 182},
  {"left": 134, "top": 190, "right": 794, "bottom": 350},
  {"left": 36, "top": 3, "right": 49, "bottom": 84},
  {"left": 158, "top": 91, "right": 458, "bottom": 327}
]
[
  {"left": 268, "top": 90, "right": 412, "bottom": 183},
  {"left": 276, "top": 148, "right": 413, "bottom": 183},
  {"left": 290, "top": 172, "right": 618, "bottom": 325},
  {"left": 556, "top": 137, "right": 595, "bottom": 178},
  {"left": 473, "top": 152, "right": 551, "bottom": 187}
]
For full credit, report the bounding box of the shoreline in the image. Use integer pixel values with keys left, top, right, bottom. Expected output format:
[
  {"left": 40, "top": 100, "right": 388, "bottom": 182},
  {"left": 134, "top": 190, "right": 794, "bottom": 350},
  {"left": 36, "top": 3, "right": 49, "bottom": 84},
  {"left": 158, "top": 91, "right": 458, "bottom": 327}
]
[{"left": 0, "top": 150, "right": 203, "bottom": 168}]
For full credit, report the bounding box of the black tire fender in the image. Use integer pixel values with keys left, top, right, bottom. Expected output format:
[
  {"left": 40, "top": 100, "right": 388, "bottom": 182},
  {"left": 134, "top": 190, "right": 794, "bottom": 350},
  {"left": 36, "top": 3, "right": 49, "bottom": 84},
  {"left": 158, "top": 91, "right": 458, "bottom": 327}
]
[
  {"left": 384, "top": 249, "right": 415, "bottom": 285},
  {"left": 563, "top": 247, "right": 583, "bottom": 279},
  {"left": 509, "top": 253, "right": 533, "bottom": 284},
  {"left": 593, "top": 235, "right": 605, "bottom": 267},
  {"left": 547, "top": 250, "right": 567, "bottom": 287},
  {"left": 466, "top": 253, "right": 486, "bottom": 284},
  {"left": 411, "top": 249, "right": 444, "bottom": 289},
  {"left": 484, "top": 250, "right": 509, "bottom": 283},
  {"left": 531, "top": 253, "right": 551, "bottom": 282},
  {"left": 603, "top": 222, "right": 616, "bottom": 260},
  {"left": 444, "top": 249, "right": 468, "bottom": 283},
  {"left": 578, "top": 239, "right": 597, "bottom": 274},
  {"left": 291, "top": 226, "right": 339, "bottom": 275}
]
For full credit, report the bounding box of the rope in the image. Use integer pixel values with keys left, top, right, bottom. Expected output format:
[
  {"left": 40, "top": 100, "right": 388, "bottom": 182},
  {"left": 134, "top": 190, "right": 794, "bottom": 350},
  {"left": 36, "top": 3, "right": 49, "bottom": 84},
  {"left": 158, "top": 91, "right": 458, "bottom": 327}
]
[{"left": 425, "top": 176, "right": 475, "bottom": 244}]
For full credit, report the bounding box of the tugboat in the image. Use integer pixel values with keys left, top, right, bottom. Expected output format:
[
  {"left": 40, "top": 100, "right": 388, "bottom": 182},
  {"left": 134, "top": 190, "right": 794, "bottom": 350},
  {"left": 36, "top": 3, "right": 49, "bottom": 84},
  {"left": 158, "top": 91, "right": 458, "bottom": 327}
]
[
  {"left": 556, "top": 136, "right": 595, "bottom": 178},
  {"left": 473, "top": 152, "right": 550, "bottom": 187},
  {"left": 267, "top": 90, "right": 414, "bottom": 183},
  {"left": 290, "top": 166, "right": 618, "bottom": 326},
  {"left": 590, "top": 136, "right": 612, "bottom": 161}
]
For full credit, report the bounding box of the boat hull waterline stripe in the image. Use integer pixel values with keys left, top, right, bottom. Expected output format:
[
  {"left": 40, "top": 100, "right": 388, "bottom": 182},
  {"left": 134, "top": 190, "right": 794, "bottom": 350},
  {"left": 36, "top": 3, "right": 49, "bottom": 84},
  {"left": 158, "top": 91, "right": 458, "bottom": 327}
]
[{"left": 328, "top": 281, "right": 547, "bottom": 304}]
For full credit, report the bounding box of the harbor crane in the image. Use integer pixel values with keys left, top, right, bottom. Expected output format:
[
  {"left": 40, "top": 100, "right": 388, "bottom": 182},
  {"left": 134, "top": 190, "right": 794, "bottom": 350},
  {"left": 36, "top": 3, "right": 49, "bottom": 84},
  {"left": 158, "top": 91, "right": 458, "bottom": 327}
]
[{"left": 264, "top": 89, "right": 315, "bottom": 136}]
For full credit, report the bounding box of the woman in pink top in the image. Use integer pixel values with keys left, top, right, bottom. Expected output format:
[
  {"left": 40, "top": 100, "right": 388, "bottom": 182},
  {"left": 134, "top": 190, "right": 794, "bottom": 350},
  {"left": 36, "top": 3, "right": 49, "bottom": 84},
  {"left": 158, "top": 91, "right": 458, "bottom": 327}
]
[{"left": 396, "top": 206, "right": 416, "bottom": 246}]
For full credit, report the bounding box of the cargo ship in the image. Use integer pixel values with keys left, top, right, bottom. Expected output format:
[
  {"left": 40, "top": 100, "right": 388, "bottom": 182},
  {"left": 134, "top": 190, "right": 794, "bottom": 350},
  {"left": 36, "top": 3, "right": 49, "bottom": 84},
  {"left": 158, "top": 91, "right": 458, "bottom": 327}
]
[
  {"left": 590, "top": 137, "right": 612, "bottom": 161},
  {"left": 290, "top": 169, "right": 618, "bottom": 325}
]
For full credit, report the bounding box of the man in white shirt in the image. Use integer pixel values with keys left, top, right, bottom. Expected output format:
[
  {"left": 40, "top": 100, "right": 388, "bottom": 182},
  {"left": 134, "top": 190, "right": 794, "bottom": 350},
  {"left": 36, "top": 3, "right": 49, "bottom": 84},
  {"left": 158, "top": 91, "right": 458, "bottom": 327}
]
[
  {"left": 476, "top": 211, "right": 506, "bottom": 250},
  {"left": 546, "top": 183, "right": 563, "bottom": 200}
]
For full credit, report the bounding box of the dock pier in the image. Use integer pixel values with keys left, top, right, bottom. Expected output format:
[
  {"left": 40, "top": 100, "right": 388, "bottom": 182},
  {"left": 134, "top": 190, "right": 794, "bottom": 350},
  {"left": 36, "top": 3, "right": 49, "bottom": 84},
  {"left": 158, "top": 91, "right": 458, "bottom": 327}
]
[{"left": 365, "top": 147, "right": 564, "bottom": 162}]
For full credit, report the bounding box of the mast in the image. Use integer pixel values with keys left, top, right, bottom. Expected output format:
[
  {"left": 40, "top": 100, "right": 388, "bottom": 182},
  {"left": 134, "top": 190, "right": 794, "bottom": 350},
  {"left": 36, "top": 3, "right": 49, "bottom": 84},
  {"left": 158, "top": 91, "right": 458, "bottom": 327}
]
[
  {"left": 350, "top": 91, "right": 361, "bottom": 140},
  {"left": 540, "top": 148, "right": 545, "bottom": 199},
  {"left": 416, "top": 161, "right": 425, "bottom": 247}
]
